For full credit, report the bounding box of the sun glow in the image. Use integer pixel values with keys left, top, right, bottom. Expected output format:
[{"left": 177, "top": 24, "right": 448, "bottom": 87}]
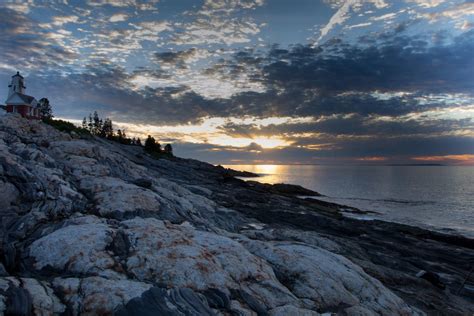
[
  {"left": 412, "top": 154, "right": 474, "bottom": 165},
  {"left": 356, "top": 156, "right": 388, "bottom": 161},
  {"left": 59, "top": 116, "right": 296, "bottom": 150},
  {"left": 224, "top": 164, "right": 284, "bottom": 176},
  {"left": 252, "top": 137, "right": 290, "bottom": 148},
  {"left": 249, "top": 164, "right": 281, "bottom": 175},
  {"left": 207, "top": 135, "right": 290, "bottom": 149}
]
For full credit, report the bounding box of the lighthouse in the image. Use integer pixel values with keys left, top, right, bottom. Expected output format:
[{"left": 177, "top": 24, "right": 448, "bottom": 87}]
[
  {"left": 8, "top": 71, "right": 26, "bottom": 96},
  {"left": 4, "top": 72, "right": 41, "bottom": 119}
]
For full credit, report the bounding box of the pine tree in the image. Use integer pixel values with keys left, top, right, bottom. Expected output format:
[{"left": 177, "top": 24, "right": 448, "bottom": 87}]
[
  {"left": 93, "top": 111, "right": 101, "bottom": 135},
  {"left": 118, "top": 130, "right": 129, "bottom": 144},
  {"left": 99, "top": 119, "right": 103, "bottom": 135},
  {"left": 101, "top": 118, "right": 114, "bottom": 138},
  {"left": 136, "top": 138, "right": 142, "bottom": 146},
  {"left": 38, "top": 98, "right": 53, "bottom": 120},
  {"left": 88, "top": 114, "right": 93, "bottom": 133},
  {"left": 164, "top": 144, "right": 173, "bottom": 155},
  {"left": 144, "top": 135, "right": 156, "bottom": 153},
  {"left": 82, "top": 117, "right": 87, "bottom": 129}
]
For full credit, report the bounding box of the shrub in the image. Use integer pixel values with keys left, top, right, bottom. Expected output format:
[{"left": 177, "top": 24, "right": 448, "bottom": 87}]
[{"left": 43, "top": 118, "right": 90, "bottom": 135}]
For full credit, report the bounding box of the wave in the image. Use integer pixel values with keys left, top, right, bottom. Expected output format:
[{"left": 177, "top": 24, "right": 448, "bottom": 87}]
[{"left": 326, "top": 196, "right": 436, "bottom": 206}]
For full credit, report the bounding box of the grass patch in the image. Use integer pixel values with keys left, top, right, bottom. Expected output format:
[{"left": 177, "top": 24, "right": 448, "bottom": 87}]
[
  {"left": 43, "top": 118, "right": 91, "bottom": 136},
  {"left": 148, "top": 151, "right": 175, "bottom": 160}
]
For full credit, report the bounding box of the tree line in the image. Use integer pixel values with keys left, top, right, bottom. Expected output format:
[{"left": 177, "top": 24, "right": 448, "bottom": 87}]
[
  {"left": 36, "top": 100, "right": 174, "bottom": 158},
  {"left": 82, "top": 111, "right": 173, "bottom": 155}
]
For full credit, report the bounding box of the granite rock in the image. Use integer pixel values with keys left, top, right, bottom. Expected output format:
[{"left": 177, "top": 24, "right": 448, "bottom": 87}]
[{"left": 1, "top": 114, "right": 472, "bottom": 315}]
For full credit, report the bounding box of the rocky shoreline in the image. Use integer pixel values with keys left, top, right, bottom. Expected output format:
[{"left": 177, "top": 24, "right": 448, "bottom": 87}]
[{"left": 0, "top": 114, "right": 473, "bottom": 315}]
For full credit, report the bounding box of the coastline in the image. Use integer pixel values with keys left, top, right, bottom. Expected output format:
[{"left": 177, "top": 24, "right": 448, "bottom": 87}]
[
  {"left": 226, "top": 164, "right": 474, "bottom": 239},
  {"left": 1, "top": 114, "right": 473, "bottom": 315},
  {"left": 206, "top": 172, "right": 474, "bottom": 312}
]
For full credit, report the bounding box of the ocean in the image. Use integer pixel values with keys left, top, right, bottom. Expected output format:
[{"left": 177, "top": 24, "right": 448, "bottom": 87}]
[{"left": 223, "top": 164, "right": 474, "bottom": 237}]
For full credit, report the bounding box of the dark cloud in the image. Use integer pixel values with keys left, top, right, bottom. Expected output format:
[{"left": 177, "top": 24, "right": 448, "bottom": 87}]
[
  {"left": 245, "top": 142, "right": 264, "bottom": 152},
  {"left": 328, "top": 135, "right": 474, "bottom": 158},
  {"left": 191, "top": 31, "right": 474, "bottom": 122},
  {"left": 227, "top": 91, "right": 427, "bottom": 118},
  {"left": 260, "top": 32, "right": 474, "bottom": 95},
  {"left": 154, "top": 48, "right": 199, "bottom": 69},
  {"left": 218, "top": 116, "right": 473, "bottom": 139}
]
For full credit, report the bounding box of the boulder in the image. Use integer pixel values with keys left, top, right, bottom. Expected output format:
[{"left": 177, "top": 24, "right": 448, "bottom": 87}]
[
  {"left": 79, "top": 176, "right": 163, "bottom": 218},
  {"left": 121, "top": 217, "right": 298, "bottom": 310},
  {"left": 53, "top": 276, "right": 151, "bottom": 315},
  {"left": 0, "top": 277, "right": 65, "bottom": 315},
  {"left": 28, "top": 216, "right": 116, "bottom": 275},
  {"left": 115, "top": 287, "right": 215, "bottom": 316},
  {"left": 269, "top": 305, "right": 320, "bottom": 316},
  {"left": 241, "top": 240, "right": 414, "bottom": 315}
]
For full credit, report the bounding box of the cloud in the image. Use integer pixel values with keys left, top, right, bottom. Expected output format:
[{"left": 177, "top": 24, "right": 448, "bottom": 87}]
[
  {"left": 217, "top": 112, "right": 474, "bottom": 141},
  {"left": 0, "top": 8, "right": 77, "bottom": 71},
  {"left": 84, "top": 21, "right": 172, "bottom": 62},
  {"left": 260, "top": 32, "right": 474, "bottom": 96},
  {"left": 52, "top": 15, "right": 80, "bottom": 26},
  {"left": 184, "top": 29, "right": 472, "bottom": 122},
  {"left": 0, "top": 2, "right": 33, "bottom": 13},
  {"left": 172, "top": 134, "right": 474, "bottom": 164},
  {"left": 109, "top": 13, "right": 129, "bottom": 22},
  {"left": 422, "top": 2, "right": 474, "bottom": 21},
  {"left": 146, "top": 47, "right": 266, "bottom": 98},
  {"left": 109, "top": 21, "right": 172, "bottom": 43},
  {"left": 246, "top": 142, "right": 264, "bottom": 152},
  {"left": 25, "top": 64, "right": 224, "bottom": 125},
  {"left": 154, "top": 48, "right": 204, "bottom": 69},
  {"left": 12, "top": 21, "right": 472, "bottom": 131},
  {"left": 456, "top": 19, "right": 473, "bottom": 30},
  {"left": 406, "top": 0, "right": 446, "bottom": 8},
  {"left": 2, "top": 0, "right": 473, "bottom": 164},
  {"left": 318, "top": 0, "right": 389, "bottom": 43},
  {"left": 198, "top": 0, "right": 265, "bottom": 15},
  {"left": 87, "top": 0, "right": 137, "bottom": 7},
  {"left": 86, "top": 0, "right": 160, "bottom": 11},
  {"left": 345, "top": 22, "right": 372, "bottom": 29},
  {"left": 412, "top": 154, "right": 474, "bottom": 165},
  {"left": 171, "top": 0, "right": 264, "bottom": 46},
  {"left": 171, "top": 18, "right": 262, "bottom": 46}
]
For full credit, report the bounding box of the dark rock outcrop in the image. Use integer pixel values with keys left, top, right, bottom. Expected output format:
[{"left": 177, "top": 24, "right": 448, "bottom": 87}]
[{"left": 115, "top": 287, "right": 215, "bottom": 316}]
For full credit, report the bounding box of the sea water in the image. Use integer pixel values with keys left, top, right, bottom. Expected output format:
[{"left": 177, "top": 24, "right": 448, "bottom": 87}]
[{"left": 224, "top": 165, "right": 474, "bottom": 237}]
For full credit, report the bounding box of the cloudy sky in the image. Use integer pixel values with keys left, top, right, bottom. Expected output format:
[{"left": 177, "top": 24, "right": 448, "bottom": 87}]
[{"left": 1, "top": 0, "right": 473, "bottom": 165}]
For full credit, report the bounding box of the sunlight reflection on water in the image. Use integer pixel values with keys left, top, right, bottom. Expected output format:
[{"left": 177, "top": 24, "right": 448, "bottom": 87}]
[{"left": 224, "top": 164, "right": 474, "bottom": 237}]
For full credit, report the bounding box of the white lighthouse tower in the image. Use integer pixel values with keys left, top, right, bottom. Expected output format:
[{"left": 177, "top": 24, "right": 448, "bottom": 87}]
[
  {"left": 8, "top": 72, "right": 26, "bottom": 97},
  {"left": 4, "top": 71, "right": 40, "bottom": 119}
]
